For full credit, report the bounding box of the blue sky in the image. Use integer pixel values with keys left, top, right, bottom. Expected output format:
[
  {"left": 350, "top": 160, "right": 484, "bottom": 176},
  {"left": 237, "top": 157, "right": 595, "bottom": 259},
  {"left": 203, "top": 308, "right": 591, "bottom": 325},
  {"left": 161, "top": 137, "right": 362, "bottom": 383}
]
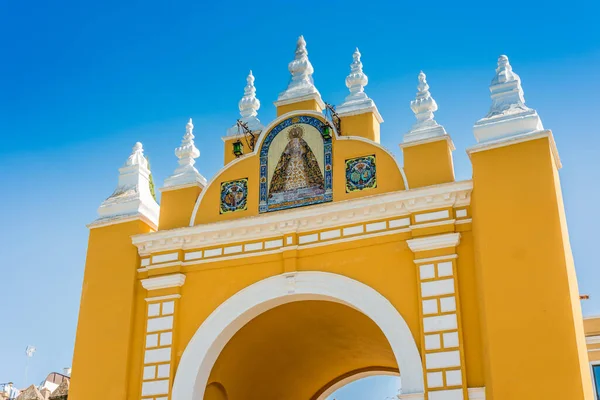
[{"left": 1, "top": 0, "right": 599, "bottom": 397}]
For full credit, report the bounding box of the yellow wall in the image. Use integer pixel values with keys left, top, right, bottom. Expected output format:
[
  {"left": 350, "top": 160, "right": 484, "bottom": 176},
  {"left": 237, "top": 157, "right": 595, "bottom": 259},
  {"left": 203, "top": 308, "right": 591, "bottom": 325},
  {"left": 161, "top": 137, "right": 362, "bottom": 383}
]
[
  {"left": 276, "top": 99, "right": 322, "bottom": 116},
  {"left": 402, "top": 137, "right": 455, "bottom": 188},
  {"left": 159, "top": 186, "right": 202, "bottom": 230},
  {"left": 70, "top": 220, "right": 153, "bottom": 400},
  {"left": 471, "top": 136, "right": 593, "bottom": 399},
  {"left": 339, "top": 112, "right": 380, "bottom": 143}
]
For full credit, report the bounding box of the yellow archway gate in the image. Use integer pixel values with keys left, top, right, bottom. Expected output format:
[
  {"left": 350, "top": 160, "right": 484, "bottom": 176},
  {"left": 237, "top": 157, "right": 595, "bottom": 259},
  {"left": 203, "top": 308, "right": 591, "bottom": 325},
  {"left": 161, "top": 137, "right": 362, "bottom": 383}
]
[{"left": 70, "top": 42, "right": 593, "bottom": 400}]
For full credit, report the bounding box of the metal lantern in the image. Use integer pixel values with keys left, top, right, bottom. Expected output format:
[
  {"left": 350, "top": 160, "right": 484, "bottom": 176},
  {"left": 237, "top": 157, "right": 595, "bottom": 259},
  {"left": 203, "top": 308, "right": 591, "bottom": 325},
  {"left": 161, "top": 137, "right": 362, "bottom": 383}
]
[
  {"left": 232, "top": 140, "right": 243, "bottom": 157},
  {"left": 322, "top": 124, "right": 332, "bottom": 139}
]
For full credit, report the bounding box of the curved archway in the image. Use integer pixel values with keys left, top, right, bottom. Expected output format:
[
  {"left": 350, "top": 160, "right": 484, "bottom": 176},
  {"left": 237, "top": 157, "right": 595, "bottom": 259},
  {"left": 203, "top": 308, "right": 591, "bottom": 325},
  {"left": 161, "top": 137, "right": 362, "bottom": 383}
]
[{"left": 171, "top": 272, "right": 424, "bottom": 399}]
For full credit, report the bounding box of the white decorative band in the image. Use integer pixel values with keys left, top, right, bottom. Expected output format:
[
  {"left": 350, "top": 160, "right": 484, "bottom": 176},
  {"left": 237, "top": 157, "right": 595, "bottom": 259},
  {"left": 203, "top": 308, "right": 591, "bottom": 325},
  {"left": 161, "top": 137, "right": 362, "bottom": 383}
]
[
  {"left": 586, "top": 335, "right": 600, "bottom": 345},
  {"left": 145, "top": 294, "right": 182, "bottom": 303},
  {"left": 414, "top": 254, "right": 458, "bottom": 265},
  {"left": 407, "top": 233, "right": 461, "bottom": 252},
  {"left": 141, "top": 274, "right": 186, "bottom": 290}
]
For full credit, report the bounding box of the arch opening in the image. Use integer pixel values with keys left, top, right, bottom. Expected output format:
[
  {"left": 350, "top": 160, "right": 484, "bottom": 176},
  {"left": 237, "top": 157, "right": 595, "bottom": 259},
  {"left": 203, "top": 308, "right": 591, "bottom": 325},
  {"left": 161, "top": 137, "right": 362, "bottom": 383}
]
[{"left": 171, "top": 272, "right": 424, "bottom": 400}]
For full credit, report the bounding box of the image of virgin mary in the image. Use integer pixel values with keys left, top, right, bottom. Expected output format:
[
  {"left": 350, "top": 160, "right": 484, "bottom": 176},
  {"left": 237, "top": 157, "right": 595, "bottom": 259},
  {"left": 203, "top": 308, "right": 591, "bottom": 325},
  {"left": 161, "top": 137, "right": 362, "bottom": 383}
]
[{"left": 268, "top": 125, "right": 324, "bottom": 203}]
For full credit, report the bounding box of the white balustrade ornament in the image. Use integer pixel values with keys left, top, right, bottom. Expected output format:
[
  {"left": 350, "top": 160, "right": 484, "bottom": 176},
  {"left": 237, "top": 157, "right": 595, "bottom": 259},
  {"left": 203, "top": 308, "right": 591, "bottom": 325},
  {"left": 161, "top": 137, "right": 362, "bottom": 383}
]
[
  {"left": 275, "top": 36, "right": 324, "bottom": 108},
  {"left": 473, "top": 55, "right": 544, "bottom": 143},
  {"left": 95, "top": 142, "right": 160, "bottom": 228},
  {"left": 226, "top": 71, "right": 264, "bottom": 137},
  {"left": 337, "top": 48, "right": 383, "bottom": 122},
  {"left": 403, "top": 71, "right": 447, "bottom": 143},
  {"left": 164, "top": 118, "right": 207, "bottom": 188}
]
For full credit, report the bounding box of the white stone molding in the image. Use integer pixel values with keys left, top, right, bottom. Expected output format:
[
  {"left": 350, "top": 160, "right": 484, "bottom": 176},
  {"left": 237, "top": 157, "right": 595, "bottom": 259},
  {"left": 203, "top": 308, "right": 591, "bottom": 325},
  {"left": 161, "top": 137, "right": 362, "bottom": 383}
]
[
  {"left": 466, "top": 129, "right": 561, "bottom": 169},
  {"left": 586, "top": 335, "right": 600, "bottom": 345},
  {"left": 170, "top": 272, "right": 425, "bottom": 400},
  {"left": 473, "top": 55, "right": 543, "bottom": 143},
  {"left": 398, "top": 393, "right": 425, "bottom": 399},
  {"left": 274, "top": 36, "right": 324, "bottom": 109},
  {"left": 141, "top": 273, "right": 186, "bottom": 290},
  {"left": 133, "top": 180, "right": 472, "bottom": 256},
  {"left": 403, "top": 72, "right": 448, "bottom": 143},
  {"left": 467, "top": 387, "right": 486, "bottom": 399},
  {"left": 163, "top": 119, "right": 207, "bottom": 190},
  {"left": 225, "top": 71, "right": 264, "bottom": 138},
  {"left": 406, "top": 233, "right": 461, "bottom": 252},
  {"left": 91, "top": 142, "right": 159, "bottom": 229},
  {"left": 336, "top": 48, "right": 383, "bottom": 122},
  {"left": 145, "top": 294, "right": 182, "bottom": 303}
]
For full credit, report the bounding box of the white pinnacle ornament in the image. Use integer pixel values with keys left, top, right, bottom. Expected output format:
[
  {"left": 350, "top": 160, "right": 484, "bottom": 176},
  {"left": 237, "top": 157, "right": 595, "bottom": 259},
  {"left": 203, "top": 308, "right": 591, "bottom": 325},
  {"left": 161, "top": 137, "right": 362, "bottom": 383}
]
[
  {"left": 473, "top": 55, "right": 543, "bottom": 143},
  {"left": 226, "top": 71, "right": 264, "bottom": 136},
  {"left": 403, "top": 72, "right": 447, "bottom": 143},
  {"left": 276, "top": 36, "right": 323, "bottom": 105},
  {"left": 94, "top": 142, "right": 159, "bottom": 228},
  {"left": 337, "top": 48, "right": 382, "bottom": 122},
  {"left": 164, "top": 118, "right": 207, "bottom": 188}
]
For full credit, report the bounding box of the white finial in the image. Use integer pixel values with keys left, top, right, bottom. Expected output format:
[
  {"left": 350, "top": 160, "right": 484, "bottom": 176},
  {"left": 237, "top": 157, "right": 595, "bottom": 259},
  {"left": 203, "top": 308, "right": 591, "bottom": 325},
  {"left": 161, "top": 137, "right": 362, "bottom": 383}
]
[
  {"left": 239, "top": 70, "right": 260, "bottom": 119},
  {"left": 94, "top": 141, "right": 159, "bottom": 229},
  {"left": 473, "top": 55, "right": 543, "bottom": 143},
  {"left": 276, "top": 36, "right": 322, "bottom": 105},
  {"left": 225, "top": 71, "right": 265, "bottom": 137},
  {"left": 345, "top": 48, "right": 368, "bottom": 99},
  {"left": 124, "top": 142, "right": 148, "bottom": 168},
  {"left": 164, "top": 118, "right": 207, "bottom": 188},
  {"left": 403, "top": 72, "right": 447, "bottom": 143},
  {"left": 337, "top": 48, "right": 382, "bottom": 123}
]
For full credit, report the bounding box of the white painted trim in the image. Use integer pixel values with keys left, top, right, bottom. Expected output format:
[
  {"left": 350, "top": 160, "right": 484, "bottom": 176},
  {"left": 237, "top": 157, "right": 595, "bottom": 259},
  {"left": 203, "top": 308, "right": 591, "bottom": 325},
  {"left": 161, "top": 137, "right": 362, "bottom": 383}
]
[
  {"left": 414, "top": 210, "right": 450, "bottom": 223},
  {"left": 141, "top": 274, "right": 186, "bottom": 291},
  {"left": 466, "top": 129, "right": 561, "bottom": 170},
  {"left": 410, "top": 219, "right": 456, "bottom": 230},
  {"left": 147, "top": 261, "right": 183, "bottom": 270},
  {"left": 414, "top": 254, "right": 458, "bottom": 265},
  {"left": 135, "top": 180, "right": 472, "bottom": 256},
  {"left": 398, "top": 393, "right": 425, "bottom": 399},
  {"left": 159, "top": 182, "right": 204, "bottom": 193},
  {"left": 399, "top": 135, "right": 456, "bottom": 151},
  {"left": 87, "top": 212, "right": 158, "bottom": 231},
  {"left": 455, "top": 218, "right": 472, "bottom": 225},
  {"left": 315, "top": 369, "right": 398, "bottom": 400},
  {"left": 467, "top": 388, "right": 486, "bottom": 399},
  {"left": 587, "top": 335, "right": 600, "bottom": 345},
  {"left": 407, "top": 233, "right": 461, "bottom": 252},
  {"left": 170, "top": 272, "right": 425, "bottom": 399},
  {"left": 152, "top": 252, "right": 179, "bottom": 264}
]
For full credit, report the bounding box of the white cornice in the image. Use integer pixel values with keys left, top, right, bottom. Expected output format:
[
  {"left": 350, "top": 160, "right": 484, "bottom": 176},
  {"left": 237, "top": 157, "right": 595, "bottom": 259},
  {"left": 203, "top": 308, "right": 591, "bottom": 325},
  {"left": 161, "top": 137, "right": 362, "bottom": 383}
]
[
  {"left": 141, "top": 273, "right": 186, "bottom": 290},
  {"left": 87, "top": 212, "right": 158, "bottom": 231},
  {"left": 159, "top": 182, "right": 204, "bottom": 193},
  {"left": 273, "top": 92, "right": 326, "bottom": 110},
  {"left": 466, "top": 129, "right": 561, "bottom": 169},
  {"left": 399, "top": 135, "right": 456, "bottom": 151},
  {"left": 406, "top": 232, "right": 461, "bottom": 252},
  {"left": 132, "top": 180, "right": 472, "bottom": 256}
]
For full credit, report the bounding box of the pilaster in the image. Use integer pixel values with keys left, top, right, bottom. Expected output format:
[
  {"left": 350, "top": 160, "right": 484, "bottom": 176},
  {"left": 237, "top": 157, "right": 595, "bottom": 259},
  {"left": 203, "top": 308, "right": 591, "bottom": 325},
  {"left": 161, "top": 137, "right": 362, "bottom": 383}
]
[
  {"left": 407, "top": 233, "right": 468, "bottom": 400},
  {"left": 138, "top": 274, "right": 186, "bottom": 400}
]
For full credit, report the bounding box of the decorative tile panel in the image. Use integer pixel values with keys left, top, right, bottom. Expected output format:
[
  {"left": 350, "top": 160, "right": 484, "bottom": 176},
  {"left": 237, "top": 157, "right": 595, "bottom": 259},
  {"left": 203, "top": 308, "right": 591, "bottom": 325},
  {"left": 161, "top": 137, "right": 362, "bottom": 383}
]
[{"left": 345, "top": 154, "right": 377, "bottom": 192}]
